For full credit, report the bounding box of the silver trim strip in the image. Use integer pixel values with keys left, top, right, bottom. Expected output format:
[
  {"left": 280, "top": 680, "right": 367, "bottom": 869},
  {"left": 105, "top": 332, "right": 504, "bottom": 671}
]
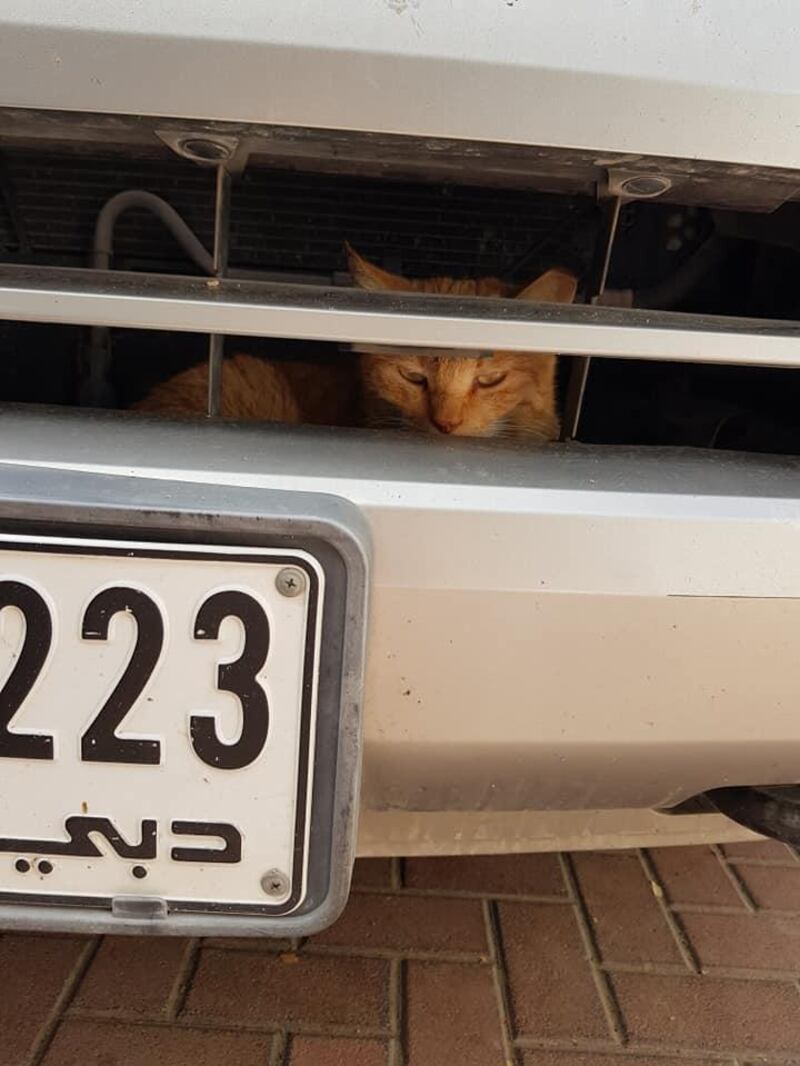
[
  {"left": 1, "top": 408, "right": 800, "bottom": 816},
  {"left": 2, "top": 265, "right": 800, "bottom": 367},
  {"left": 1, "top": 2, "right": 800, "bottom": 171}
]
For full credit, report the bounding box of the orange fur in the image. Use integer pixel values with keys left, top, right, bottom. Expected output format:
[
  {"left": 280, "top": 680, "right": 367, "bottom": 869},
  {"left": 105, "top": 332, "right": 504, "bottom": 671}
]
[
  {"left": 135, "top": 353, "right": 357, "bottom": 426},
  {"left": 347, "top": 245, "right": 577, "bottom": 440},
  {"left": 137, "top": 247, "right": 577, "bottom": 441}
]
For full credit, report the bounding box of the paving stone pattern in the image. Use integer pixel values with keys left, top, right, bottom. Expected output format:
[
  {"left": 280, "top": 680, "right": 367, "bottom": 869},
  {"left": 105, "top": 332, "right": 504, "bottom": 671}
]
[{"left": 5, "top": 840, "right": 800, "bottom": 1064}]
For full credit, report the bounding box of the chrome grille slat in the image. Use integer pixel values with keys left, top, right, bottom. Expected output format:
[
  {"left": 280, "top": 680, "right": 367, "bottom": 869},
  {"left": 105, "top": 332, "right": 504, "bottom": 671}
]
[{"left": 1, "top": 264, "right": 800, "bottom": 368}]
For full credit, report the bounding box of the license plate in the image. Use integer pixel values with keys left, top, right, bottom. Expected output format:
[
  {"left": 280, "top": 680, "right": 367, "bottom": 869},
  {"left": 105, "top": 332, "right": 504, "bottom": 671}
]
[{"left": 0, "top": 487, "right": 367, "bottom": 935}]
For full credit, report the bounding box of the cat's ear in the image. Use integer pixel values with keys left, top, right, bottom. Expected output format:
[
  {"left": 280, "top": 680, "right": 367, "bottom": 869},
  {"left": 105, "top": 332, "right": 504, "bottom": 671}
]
[
  {"left": 346, "top": 243, "right": 412, "bottom": 292},
  {"left": 515, "top": 268, "right": 578, "bottom": 304}
]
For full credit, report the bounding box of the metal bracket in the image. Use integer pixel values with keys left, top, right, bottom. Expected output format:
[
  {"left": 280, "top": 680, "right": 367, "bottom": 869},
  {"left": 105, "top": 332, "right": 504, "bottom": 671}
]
[
  {"left": 561, "top": 175, "right": 621, "bottom": 441},
  {"left": 561, "top": 168, "right": 679, "bottom": 441},
  {"left": 157, "top": 129, "right": 238, "bottom": 416},
  {"left": 112, "top": 896, "right": 168, "bottom": 920},
  {"left": 207, "top": 165, "right": 232, "bottom": 417}
]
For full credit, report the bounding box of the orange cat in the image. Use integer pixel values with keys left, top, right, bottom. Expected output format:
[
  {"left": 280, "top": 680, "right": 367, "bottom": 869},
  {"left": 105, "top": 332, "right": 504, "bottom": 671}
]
[
  {"left": 136, "top": 246, "right": 577, "bottom": 440},
  {"left": 134, "top": 353, "right": 357, "bottom": 425},
  {"left": 348, "top": 247, "right": 577, "bottom": 440}
]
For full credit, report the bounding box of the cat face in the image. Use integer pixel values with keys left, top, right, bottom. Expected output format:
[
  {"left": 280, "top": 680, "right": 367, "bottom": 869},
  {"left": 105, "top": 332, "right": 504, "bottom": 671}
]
[{"left": 347, "top": 246, "right": 578, "bottom": 439}]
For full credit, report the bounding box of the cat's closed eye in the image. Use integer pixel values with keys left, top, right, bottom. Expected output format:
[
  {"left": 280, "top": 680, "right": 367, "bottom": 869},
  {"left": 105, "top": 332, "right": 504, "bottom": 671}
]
[
  {"left": 399, "top": 367, "right": 428, "bottom": 386},
  {"left": 476, "top": 371, "right": 507, "bottom": 388}
]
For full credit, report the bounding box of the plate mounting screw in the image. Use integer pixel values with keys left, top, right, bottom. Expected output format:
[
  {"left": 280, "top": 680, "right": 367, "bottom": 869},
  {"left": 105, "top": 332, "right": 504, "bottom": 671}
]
[
  {"left": 261, "top": 869, "right": 289, "bottom": 897},
  {"left": 276, "top": 568, "right": 305, "bottom": 598}
]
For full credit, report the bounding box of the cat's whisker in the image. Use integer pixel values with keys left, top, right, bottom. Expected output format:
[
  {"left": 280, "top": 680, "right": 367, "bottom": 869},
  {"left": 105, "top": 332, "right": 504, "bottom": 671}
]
[
  {"left": 506, "top": 421, "right": 552, "bottom": 443},
  {"left": 365, "top": 409, "right": 417, "bottom": 432},
  {"left": 483, "top": 416, "right": 548, "bottom": 444}
]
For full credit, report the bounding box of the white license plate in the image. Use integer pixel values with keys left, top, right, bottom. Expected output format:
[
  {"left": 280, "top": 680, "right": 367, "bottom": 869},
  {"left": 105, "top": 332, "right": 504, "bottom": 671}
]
[{"left": 0, "top": 533, "right": 327, "bottom": 918}]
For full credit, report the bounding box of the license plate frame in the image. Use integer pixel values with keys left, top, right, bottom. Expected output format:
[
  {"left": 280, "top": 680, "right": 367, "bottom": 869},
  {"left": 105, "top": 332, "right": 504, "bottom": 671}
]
[{"left": 0, "top": 461, "right": 369, "bottom": 937}]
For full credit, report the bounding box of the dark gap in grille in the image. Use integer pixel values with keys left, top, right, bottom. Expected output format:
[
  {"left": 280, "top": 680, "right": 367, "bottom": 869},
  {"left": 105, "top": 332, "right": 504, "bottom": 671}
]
[
  {"left": 0, "top": 145, "right": 596, "bottom": 280},
  {"left": 0, "top": 193, "right": 16, "bottom": 253},
  {"left": 2, "top": 142, "right": 800, "bottom": 454},
  {"left": 1, "top": 148, "right": 215, "bottom": 270}
]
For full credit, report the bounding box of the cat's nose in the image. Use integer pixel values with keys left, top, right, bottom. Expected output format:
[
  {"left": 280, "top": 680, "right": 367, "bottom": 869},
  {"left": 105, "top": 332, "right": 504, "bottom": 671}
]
[{"left": 433, "top": 416, "right": 462, "bottom": 434}]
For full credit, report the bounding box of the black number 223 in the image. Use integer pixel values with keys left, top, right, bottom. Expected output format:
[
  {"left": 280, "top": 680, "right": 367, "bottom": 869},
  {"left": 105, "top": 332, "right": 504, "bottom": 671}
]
[{"left": 0, "top": 581, "right": 271, "bottom": 769}]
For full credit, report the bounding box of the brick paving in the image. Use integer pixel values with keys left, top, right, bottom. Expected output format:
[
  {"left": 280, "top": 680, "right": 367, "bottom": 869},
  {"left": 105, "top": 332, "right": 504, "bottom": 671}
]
[{"left": 3, "top": 841, "right": 800, "bottom": 1064}]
